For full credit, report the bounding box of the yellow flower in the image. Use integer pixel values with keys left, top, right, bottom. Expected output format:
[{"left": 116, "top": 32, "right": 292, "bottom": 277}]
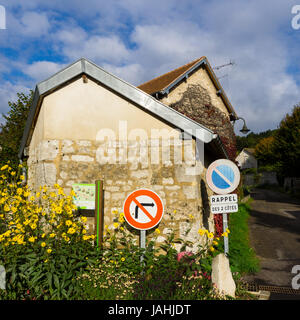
[
  {"left": 222, "top": 232, "right": 228, "bottom": 237},
  {"left": 113, "top": 222, "right": 119, "bottom": 229},
  {"left": 213, "top": 241, "right": 218, "bottom": 246},
  {"left": 226, "top": 228, "right": 230, "bottom": 234},
  {"left": 155, "top": 228, "right": 160, "bottom": 235},
  {"left": 41, "top": 242, "right": 46, "bottom": 247},
  {"left": 1, "top": 165, "right": 8, "bottom": 171},
  {"left": 49, "top": 233, "right": 56, "bottom": 238},
  {"left": 41, "top": 233, "right": 46, "bottom": 238},
  {"left": 209, "top": 246, "right": 215, "bottom": 252},
  {"left": 47, "top": 248, "right": 52, "bottom": 254},
  {"left": 207, "top": 232, "right": 214, "bottom": 239},
  {"left": 11, "top": 171, "right": 16, "bottom": 176},
  {"left": 173, "top": 210, "right": 177, "bottom": 214},
  {"left": 189, "top": 214, "right": 194, "bottom": 220},
  {"left": 30, "top": 223, "right": 37, "bottom": 230},
  {"left": 44, "top": 259, "right": 48, "bottom": 263},
  {"left": 20, "top": 175, "right": 25, "bottom": 181},
  {"left": 67, "top": 227, "right": 76, "bottom": 234},
  {"left": 121, "top": 257, "right": 125, "bottom": 262},
  {"left": 198, "top": 229, "right": 206, "bottom": 236},
  {"left": 70, "top": 190, "right": 76, "bottom": 197},
  {"left": 17, "top": 188, "right": 23, "bottom": 195},
  {"left": 28, "top": 236, "right": 36, "bottom": 243},
  {"left": 65, "top": 220, "right": 72, "bottom": 226},
  {"left": 80, "top": 216, "right": 87, "bottom": 223},
  {"left": 54, "top": 184, "right": 60, "bottom": 189},
  {"left": 55, "top": 207, "right": 62, "bottom": 214}
]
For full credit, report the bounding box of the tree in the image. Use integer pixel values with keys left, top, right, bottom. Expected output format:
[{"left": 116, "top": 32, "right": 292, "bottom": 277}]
[
  {"left": 254, "top": 136, "right": 275, "bottom": 167},
  {"left": 0, "top": 90, "right": 34, "bottom": 168},
  {"left": 236, "top": 129, "right": 276, "bottom": 152},
  {"left": 273, "top": 104, "right": 300, "bottom": 178}
]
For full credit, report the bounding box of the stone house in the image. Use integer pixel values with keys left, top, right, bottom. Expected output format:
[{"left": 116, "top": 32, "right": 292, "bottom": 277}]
[
  {"left": 235, "top": 148, "right": 257, "bottom": 170},
  {"left": 18, "top": 57, "right": 239, "bottom": 250}
]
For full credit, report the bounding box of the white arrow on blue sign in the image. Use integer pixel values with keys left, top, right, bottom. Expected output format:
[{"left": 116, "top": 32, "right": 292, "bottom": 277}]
[{"left": 206, "top": 159, "right": 240, "bottom": 195}]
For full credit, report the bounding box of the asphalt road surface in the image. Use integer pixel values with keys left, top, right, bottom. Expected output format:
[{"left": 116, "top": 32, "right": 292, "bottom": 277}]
[{"left": 242, "top": 188, "right": 300, "bottom": 299}]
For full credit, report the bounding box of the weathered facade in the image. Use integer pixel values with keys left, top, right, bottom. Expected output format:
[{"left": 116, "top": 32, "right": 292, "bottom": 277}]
[{"left": 19, "top": 57, "right": 238, "bottom": 250}]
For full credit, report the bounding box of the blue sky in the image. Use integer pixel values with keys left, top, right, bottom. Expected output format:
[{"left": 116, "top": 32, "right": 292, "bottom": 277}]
[{"left": 1, "top": 0, "right": 300, "bottom": 134}]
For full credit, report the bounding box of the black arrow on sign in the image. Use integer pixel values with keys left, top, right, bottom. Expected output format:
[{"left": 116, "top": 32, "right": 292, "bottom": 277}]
[{"left": 134, "top": 203, "right": 155, "bottom": 219}]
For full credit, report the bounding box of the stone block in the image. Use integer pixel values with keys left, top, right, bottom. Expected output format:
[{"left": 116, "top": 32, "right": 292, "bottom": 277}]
[
  {"left": 162, "top": 177, "right": 174, "bottom": 185},
  {"left": 211, "top": 253, "right": 236, "bottom": 298},
  {"left": 183, "top": 185, "right": 198, "bottom": 199},
  {"left": 111, "top": 192, "right": 125, "bottom": 201},
  {"left": 71, "top": 155, "right": 94, "bottom": 162},
  {"left": 175, "top": 165, "right": 197, "bottom": 183},
  {"left": 77, "top": 140, "right": 92, "bottom": 147},
  {"left": 165, "top": 185, "right": 181, "bottom": 191},
  {"left": 37, "top": 140, "right": 59, "bottom": 161},
  {"left": 35, "top": 162, "right": 57, "bottom": 186},
  {"left": 105, "top": 186, "right": 120, "bottom": 192},
  {"left": 130, "top": 170, "right": 149, "bottom": 179},
  {"left": 62, "top": 140, "right": 74, "bottom": 154}
]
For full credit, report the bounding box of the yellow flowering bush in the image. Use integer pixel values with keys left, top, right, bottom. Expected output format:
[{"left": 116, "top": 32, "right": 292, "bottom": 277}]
[{"left": 0, "top": 163, "right": 97, "bottom": 300}]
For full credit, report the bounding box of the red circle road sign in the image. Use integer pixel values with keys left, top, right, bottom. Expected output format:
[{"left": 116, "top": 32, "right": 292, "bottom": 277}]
[{"left": 123, "top": 189, "right": 164, "bottom": 230}]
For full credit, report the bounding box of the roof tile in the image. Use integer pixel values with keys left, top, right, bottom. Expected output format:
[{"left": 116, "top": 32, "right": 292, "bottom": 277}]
[{"left": 138, "top": 57, "right": 205, "bottom": 94}]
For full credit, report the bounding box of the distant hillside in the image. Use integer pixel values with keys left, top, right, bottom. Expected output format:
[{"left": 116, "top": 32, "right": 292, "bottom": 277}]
[{"left": 236, "top": 129, "right": 277, "bottom": 152}]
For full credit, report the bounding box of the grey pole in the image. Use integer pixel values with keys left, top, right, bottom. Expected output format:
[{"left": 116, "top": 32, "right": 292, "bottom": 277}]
[
  {"left": 140, "top": 230, "right": 146, "bottom": 263},
  {"left": 223, "top": 213, "right": 229, "bottom": 255}
]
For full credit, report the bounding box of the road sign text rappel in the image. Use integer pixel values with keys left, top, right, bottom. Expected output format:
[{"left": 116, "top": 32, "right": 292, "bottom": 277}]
[{"left": 210, "top": 194, "right": 238, "bottom": 205}]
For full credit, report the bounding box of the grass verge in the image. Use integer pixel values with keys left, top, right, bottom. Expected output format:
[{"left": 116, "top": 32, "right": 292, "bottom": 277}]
[{"left": 227, "top": 200, "right": 260, "bottom": 275}]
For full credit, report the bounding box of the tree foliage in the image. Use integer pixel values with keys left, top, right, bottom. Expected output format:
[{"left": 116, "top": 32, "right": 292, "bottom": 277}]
[
  {"left": 272, "top": 105, "right": 300, "bottom": 177},
  {"left": 236, "top": 129, "right": 276, "bottom": 152},
  {"left": 0, "top": 91, "right": 33, "bottom": 168},
  {"left": 254, "top": 136, "right": 275, "bottom": 166}
]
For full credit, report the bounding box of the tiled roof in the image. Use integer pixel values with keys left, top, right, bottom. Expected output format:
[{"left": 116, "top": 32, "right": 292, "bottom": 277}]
[{"left": 138, "top": 57, "right": 205, "bottom": 95}]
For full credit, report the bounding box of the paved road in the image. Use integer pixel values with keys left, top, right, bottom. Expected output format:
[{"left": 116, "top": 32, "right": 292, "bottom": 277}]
[{"left": 242, "top": 188, "right": 300, "bottom": 298}]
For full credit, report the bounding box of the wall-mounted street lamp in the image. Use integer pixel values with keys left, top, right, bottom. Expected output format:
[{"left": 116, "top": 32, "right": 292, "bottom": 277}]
[
  {"left": 230, "top": 114, "right": 250, "bottom": 134},
  {"left": 238, "top": 117, "right": 250, "bottom": 134}
]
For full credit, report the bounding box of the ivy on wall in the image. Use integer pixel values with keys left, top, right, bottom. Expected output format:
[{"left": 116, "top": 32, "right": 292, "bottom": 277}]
[{"left": 168, "top": 84, "right": 237, "bottom": 160}]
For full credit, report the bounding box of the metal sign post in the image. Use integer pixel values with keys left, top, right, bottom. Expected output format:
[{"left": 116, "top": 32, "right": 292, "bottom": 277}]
[
  {"left": 123, "top": 189, "right": 164, "bottom": 268},
  {"left": 140, "top": 230, "right": 146, "bottom": 263},
  {"left": 223, "top": 213, "right": 229, "bottom": 255},
  {"left": 206, "top": 159, "right": 241, "bottom": 256},
  {"left": 95, "top": 180, "right": 104, "bottom": 249}
]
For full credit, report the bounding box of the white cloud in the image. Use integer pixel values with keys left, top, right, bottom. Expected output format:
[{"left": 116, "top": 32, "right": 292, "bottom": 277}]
[
  {"left": 20, "top": 11, "right": 50, "bottom": 37},
  {"left": 1, "top": 0, "right": 300, "bottom": 134},
  {"left": 23, "top": 61, "right": 65, "bottom": 82},
  {"left": 101, "top": 63, "right": 144, "bottom": 86}
]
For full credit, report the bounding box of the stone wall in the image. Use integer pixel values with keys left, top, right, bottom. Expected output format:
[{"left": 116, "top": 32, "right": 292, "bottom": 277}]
[
  {"left": 243, "top": 171, "right": 278, "bottom": 186},
  {"left": 162, "top": 84, "right": 236, "bottom": 160},
  {"left": 27, "top": 138, "right": 215, "bottom": 251}
]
